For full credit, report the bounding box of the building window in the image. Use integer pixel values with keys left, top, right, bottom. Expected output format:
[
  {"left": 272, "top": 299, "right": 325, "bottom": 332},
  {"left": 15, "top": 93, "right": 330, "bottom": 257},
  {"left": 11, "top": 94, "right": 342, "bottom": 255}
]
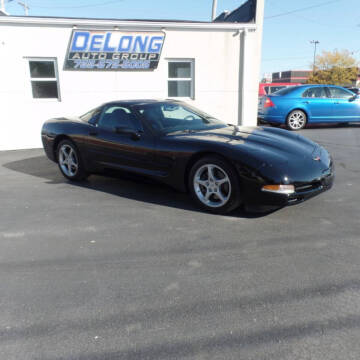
[
  {"left": 28, "top": 58, "right": 60, "bottom": 100},
  {"left": 168, "top": 60, "right": 194, "bottom": 99}
]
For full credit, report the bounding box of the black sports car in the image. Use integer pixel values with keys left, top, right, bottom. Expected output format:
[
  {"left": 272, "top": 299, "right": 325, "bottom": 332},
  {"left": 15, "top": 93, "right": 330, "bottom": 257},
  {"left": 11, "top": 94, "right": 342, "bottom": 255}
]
[{"left": 41, "top": 100, "right": 334, "bottom": 214}]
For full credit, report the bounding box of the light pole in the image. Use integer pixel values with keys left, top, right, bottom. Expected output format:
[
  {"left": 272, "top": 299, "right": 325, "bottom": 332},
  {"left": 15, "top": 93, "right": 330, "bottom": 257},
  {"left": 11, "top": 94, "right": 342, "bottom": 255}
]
[
  {"left": 212, "top": 0, "right": 218, "bottom": 21},
  {"left": 310, "top": 40, "right": 319, "bottom": 73},
  {"left": 17, "top": 1, "right": 29, "bottom": 15}
]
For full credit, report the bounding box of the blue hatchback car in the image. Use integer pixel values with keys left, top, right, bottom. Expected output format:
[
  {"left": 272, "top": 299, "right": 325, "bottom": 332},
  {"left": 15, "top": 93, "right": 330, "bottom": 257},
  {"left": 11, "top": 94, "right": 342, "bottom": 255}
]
[{"left": 258, "top": 84, "right": 360, "bottom": 131}]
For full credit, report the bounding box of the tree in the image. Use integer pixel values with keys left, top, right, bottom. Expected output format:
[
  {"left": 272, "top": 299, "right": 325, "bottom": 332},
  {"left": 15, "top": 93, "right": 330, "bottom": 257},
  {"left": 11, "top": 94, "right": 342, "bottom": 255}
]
[{"left": 307, "top": 49, "right": 358, "bottom": 86}]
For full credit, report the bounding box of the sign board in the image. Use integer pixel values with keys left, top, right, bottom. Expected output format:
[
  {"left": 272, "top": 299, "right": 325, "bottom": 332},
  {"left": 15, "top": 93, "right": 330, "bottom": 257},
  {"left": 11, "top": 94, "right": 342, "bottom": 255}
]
[{"left": 64, "top": 30, "right": 165, "bottom": 71}]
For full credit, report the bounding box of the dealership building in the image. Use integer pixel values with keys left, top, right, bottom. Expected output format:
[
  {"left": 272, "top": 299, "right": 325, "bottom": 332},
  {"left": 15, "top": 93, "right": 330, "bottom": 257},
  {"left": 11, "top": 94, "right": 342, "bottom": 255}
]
[{"left": 0, "top": 0, "right": 264, "bottom": 150}]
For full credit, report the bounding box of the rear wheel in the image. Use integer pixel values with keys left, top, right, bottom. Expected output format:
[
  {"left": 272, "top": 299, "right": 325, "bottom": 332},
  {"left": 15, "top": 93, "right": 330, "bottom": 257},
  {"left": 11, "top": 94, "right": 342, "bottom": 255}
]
[
  {"left": 286, "top": 110, "right": 307, "bottom": 131},
  {"left": 57, "top": 139, "right": 88, "bottom": 181},
  {"left": 188, "top": 156, "right": 241, "bottom": 214}
]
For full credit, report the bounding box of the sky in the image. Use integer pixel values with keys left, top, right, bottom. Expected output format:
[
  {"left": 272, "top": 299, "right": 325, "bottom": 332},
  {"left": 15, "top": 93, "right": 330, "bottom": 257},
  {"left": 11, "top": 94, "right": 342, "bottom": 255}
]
[{"left": 3, "top": 0, "right": 360, "bottom": 77}]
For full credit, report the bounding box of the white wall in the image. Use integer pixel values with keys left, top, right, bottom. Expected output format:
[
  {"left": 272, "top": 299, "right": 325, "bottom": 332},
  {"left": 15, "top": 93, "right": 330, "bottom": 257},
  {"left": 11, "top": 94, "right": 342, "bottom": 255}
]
[{"left": 0, "top": 18, "right": 261, "bottom": 150}]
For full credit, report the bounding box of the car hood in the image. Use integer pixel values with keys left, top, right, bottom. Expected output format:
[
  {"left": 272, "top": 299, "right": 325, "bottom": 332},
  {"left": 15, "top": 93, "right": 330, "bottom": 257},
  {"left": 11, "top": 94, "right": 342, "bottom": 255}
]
[
  {"left": 181, "top": 125, "right": 317, "bottom": 159},
  {"left": 174, "top": 126, "right": 331, "bottom": 182}
]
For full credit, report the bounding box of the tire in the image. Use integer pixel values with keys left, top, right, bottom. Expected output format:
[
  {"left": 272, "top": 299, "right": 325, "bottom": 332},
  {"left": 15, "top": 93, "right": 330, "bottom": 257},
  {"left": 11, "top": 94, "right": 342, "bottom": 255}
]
[
  {"left": 337, "top": 122, "right": 350, "bottom": 127},
  {"left": 56, "top": 139, "right": 88, "bottom": 181},
  {"left": 286, "top": 110, "right": 307, "bottom": 131},
  {"left": 188, "top": 156, "right": 242, "bottom": 214}
]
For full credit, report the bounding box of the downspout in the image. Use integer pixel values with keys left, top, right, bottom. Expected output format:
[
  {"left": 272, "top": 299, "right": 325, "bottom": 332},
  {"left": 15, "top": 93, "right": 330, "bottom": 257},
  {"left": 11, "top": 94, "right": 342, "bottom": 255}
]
[{"left": 238, "top": 28, "right": 247, "bottom": 126}]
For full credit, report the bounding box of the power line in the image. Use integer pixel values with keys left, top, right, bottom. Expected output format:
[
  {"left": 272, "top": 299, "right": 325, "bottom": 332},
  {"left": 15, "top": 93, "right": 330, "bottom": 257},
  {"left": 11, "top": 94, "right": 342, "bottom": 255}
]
[
  {"left": 10, "top": 0, "right": 124, "bottom": 9},
  {"left": 265, "top": 0, "right": 343, "bottom": 19},
  {"left": 296, "top": 13, "right": 356, "bottom": 28}
]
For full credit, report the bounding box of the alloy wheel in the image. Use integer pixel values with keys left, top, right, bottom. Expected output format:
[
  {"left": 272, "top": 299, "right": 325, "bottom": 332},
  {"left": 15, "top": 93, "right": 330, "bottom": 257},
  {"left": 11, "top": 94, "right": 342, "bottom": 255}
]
[
  {"left": 288, "top": 111, "right": 306, "bottom": 130},
  {"left": 59, "top": 144, "right": 78, "bottom": 177},
  {"left": 193, "top": 164, "right": 231, "bottom": 208}
]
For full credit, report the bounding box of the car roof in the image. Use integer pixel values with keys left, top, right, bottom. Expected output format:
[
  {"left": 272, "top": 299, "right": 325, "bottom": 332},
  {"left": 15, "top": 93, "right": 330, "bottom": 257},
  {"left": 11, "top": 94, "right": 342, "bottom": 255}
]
[
  {"left": 270, "top": 84, "right": 355, "bottom": 97},
  {"left": 297, "top": 84, "right": 349, "bottom": 88},
  {"left": 103, "top": 99, "right": 183, "bottom": 106},
  {"left": 260, "top": 82, "right": 301, "bottom": 86}
]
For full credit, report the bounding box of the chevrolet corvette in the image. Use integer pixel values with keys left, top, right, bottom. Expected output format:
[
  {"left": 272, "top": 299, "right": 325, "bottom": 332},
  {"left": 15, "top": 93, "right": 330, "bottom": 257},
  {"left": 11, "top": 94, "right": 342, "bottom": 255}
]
[{"left": 42, "top": 100, "right": 334, "bottom": 213}]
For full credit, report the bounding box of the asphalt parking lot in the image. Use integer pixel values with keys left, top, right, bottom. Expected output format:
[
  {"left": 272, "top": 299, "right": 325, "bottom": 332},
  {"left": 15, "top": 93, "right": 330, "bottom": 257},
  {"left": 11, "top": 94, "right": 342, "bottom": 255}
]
[{"left": 1, "top": 124, "right": 360, "bottom": 360}]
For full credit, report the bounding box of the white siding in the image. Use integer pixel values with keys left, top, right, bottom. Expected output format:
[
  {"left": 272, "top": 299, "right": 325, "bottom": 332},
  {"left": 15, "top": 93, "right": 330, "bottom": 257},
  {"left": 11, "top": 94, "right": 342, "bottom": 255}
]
[{"left": 0, "top": 11, "right": 263, "bottom": 150}]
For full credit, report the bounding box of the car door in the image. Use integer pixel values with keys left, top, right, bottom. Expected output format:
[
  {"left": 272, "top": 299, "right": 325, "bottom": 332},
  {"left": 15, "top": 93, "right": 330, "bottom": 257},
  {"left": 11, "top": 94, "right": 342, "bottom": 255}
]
[
  {"left": 326, "top": 86, "right": 360, "bottom": 122},
  {"left": 85, "top": 104, "right": 160, "bottom": 175},
  {"left": 301, "top": 86, "right": 332, "bottom": 122}
]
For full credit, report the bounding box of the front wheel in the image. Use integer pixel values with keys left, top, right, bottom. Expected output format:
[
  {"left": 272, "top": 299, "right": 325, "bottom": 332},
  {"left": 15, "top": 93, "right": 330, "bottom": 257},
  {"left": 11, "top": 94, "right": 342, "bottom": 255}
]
[
  {"left": 286, "top": 110, "right": 307, "bottom": 131},
  {"left": 57, "top": 139, "right": 88, "bottom": 181},
  {"left": 188, "top": 156, "right": 242, "bottom": 214}
]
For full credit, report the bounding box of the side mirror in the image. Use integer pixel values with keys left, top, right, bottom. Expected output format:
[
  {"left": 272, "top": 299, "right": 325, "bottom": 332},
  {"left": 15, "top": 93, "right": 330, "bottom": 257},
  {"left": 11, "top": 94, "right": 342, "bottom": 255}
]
[
  {"left": 115, "top": 126, "right": 141, "bottom": 140},
  {"left": 349, "top": 94, "right": 358, "bottom": 102}
]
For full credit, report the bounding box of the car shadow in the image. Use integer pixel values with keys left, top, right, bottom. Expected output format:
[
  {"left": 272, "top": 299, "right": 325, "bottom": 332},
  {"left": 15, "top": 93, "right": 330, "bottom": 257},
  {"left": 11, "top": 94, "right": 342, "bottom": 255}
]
[
  {"left": 3, "top": 155, "right": 276, "bottom": 219},
  {"left": 261, "top": 122, "right": 360, "bottom": 130}
]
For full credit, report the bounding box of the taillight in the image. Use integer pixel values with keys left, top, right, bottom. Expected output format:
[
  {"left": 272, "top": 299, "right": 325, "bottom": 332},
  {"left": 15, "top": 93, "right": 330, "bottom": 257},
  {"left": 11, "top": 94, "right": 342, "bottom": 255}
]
[{"left": 264, "top": 97, "right": 275, "bottom": 108}]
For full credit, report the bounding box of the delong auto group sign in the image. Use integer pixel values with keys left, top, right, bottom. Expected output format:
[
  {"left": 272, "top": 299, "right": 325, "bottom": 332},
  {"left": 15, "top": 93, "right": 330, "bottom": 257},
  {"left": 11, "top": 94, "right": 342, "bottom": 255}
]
[{"left": 64, "top": 30, "right": 165, "bottom": 71}]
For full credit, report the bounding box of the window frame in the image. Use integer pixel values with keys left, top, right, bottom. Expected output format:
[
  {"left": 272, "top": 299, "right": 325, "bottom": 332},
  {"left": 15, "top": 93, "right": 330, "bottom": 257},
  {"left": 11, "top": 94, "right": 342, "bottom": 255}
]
[
  {"left": 326, "top": 86, "right": 354, "bottom": 99},
  {"left": 26, "top": 57, "right": 61, "bottom": 101},
  {"left": 302, "top": 86, "right": 328, "bottom": 99},
  {"left": 167, "top": 59, "right": 195, "bottom": 100}
]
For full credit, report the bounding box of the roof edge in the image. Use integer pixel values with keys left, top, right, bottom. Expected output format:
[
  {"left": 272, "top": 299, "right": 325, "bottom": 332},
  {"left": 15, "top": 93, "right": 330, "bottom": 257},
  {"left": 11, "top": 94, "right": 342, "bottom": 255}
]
[{"left": 0, "top": 15, "right": 257, "bottom": 31}]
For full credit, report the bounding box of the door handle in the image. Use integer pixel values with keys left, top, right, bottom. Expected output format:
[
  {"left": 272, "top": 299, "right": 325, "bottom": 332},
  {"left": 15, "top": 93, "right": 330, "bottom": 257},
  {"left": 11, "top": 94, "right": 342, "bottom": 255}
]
[
  {"left": 334, "top": 102, "right": 340, "bottom": 104},
  {"left": 302, "top": 101, "right": 309, "bottom": 104},
  {"left": 89, "top": 131, "right": 98, "bottom": 136}
]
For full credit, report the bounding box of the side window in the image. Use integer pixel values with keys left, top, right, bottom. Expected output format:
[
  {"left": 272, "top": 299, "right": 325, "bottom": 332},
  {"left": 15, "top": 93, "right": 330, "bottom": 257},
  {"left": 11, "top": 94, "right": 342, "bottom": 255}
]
[
  {"left": 28, "top": 58, "right": 60, "bottom": 100},
  {"left": 167, "top": 60, "right": 195, "bottom": 99},
  {"left": 269, "top": 86, "right": 286, "bottom": 94},
  {"left": 303, "top": 87, "right": 327, "bottom": 98},
  {"left": 328, "top": 87, "right": 353, "bottom": 99},
  {"left": 98, "top": 106, "right": 136, "bottom": 131}
]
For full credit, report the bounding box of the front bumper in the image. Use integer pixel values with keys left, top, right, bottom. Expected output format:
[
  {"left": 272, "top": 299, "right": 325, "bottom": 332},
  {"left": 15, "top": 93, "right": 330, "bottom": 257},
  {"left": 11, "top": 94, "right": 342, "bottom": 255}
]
[
  {"left": 41, "top": 134, "right": 56, "bottom": 162},
  {"left": 242, "top": 170, "right": 334, "bottom": 209},
  {"left": 287, "top": 172, "right": 334, "bottom": 205}
]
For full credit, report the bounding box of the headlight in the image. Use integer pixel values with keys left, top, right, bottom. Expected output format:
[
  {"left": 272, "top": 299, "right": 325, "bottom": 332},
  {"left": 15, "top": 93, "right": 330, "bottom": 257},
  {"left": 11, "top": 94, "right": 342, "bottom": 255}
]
[{"left": 261, "top": 184, "right": 295, "bottom": 195}]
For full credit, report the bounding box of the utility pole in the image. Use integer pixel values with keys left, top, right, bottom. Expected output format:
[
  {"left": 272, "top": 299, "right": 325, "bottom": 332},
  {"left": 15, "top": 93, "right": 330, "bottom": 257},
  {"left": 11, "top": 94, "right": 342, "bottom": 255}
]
[
  {"left": 17, "top": 1, "right": 29, "bottom": 15},
  {"left": 212, "top": 0, "right": 218, "bottom": 21},
  {"left": 310, "top": 40, "right": 319, "bottom": 73}
]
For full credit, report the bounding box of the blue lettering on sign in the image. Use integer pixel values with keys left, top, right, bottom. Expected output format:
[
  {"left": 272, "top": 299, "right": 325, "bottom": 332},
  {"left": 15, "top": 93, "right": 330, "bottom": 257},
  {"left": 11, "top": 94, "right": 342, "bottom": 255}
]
[
  {"left": 103, "top": 32, "right": 115, "bottom": 52},
  {"left": 71, "top": 31, "right": 90, "bottom": 51},
  {"left": 118, "top": 36, "right": 132, "bottom": 52},
  {"left": 89, "top": 34, "right": 104, "bottom": 51},
  {"left": 67, "top": 30, "right": 165, "bottom": 70},
  {"left": 133, "top": 36, "right": 149, "bottom": 53},
  {"left": 148, "top": 36, "right": 164, "bottom": 53},
  {"left": 70, "top": 31, "right": 164, "bottom": 53}
]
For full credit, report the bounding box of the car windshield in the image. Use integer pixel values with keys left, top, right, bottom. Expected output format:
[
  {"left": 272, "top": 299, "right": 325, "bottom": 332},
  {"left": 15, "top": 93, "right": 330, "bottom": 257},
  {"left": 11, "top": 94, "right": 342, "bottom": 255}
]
[
  {"left": 272, "top": 86, "right": 297, "bottom": 96},
  {"left": 134, "top": 102, "right": 227, "bottom": 134},
  {"left": 79, "top": 107, "right": 101, "bottom": 124},
  {"left": 79, "top": 108, "right": 97, "bottom": 121}
]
